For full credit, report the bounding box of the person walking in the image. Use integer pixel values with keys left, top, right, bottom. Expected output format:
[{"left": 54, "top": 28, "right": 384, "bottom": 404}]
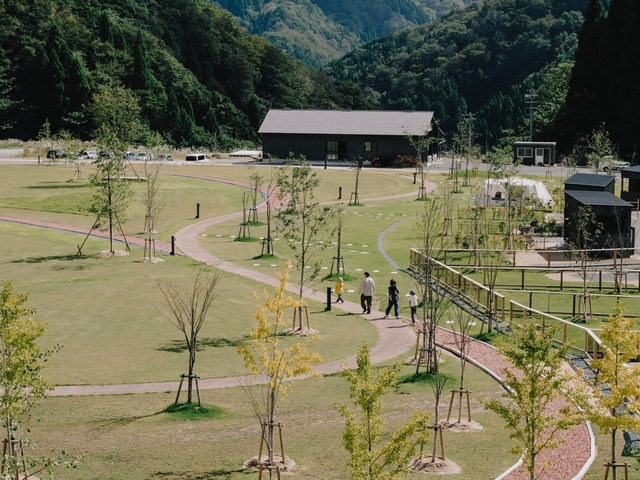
[
  {"left": 408, "top": 289, "right": 419, "bottom": 325},
  {"left": 358, "top": 271, "right": 375, "bottom": 314},
  {"left": 384, "top": 279, "right": 400, "bottom": 319},
  {"left": 334, "top": 277, "right": 344, "bottom": 303}
]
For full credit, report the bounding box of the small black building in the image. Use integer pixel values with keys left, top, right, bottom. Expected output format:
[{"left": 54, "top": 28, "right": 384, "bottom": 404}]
[
  {"left": 620, "top": 165, "right": 640, "bottom": 203},
  {"left": 564, "top": 173, "right": 615, "bottom": 193},
  {"left": 513, "top": 142, "right": 556, "bottom": 166},
  {"left": 259, "top": 109, "right": 435, "bottom": 162},
  {"left": 564, "top": 190, "right": 633, "bottom": 254}
]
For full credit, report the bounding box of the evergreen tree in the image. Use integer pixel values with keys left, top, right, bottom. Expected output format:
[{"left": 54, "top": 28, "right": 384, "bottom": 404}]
[
  {"left": 558, "top": 0, "right": 606, "bottom": 147},
  {"left": 99, "top": 11, "right": 114, "bottom": 44},
  {"left": 41, "top": 24, "right": 89, "bottom": 134}
]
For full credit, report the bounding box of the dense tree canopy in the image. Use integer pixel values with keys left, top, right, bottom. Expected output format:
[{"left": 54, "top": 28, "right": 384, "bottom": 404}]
[
  {"left": 211, "top": 0, "right": 475, "bottom": 68},
  {"left": 0, "top": 0, "right": 364, "bottom": 149},
  {"left": 557, "top": 0, "right": 640, "bottom": 157},
  {"left": 325, "top": 0, "right": 592, "bottom": 150}
]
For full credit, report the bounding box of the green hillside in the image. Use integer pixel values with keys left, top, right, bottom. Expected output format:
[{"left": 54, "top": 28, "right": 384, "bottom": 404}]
[
  {"left": 325, "top": 0, "right": 594, "bottom": 150},
  {"left": 0, "top": 0, "right": 370, "bottom": 148},
  {"left": 212, "top": 0, "right": 476, "bottom": 68}
]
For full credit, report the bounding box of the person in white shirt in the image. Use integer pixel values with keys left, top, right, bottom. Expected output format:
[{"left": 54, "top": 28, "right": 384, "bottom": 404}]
[
  {"left": 408, "top": 289, "right": 419, "bottom": 325},
  {"left": 358, "top": 271, "right": 375, "bottom": 314}
]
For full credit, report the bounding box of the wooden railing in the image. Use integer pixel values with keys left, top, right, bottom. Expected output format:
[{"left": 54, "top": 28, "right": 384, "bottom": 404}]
[{"left": 410, "top": 248, "right": 605, "bottom": 359}]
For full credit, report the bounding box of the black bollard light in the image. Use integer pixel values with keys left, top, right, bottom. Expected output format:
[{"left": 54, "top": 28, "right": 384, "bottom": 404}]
[
  {"left": 196, "top": 203, "right": 200, "bottom": 219},
  {"left": 170, "top": 236, "right": 176, "bottom": 256},
  {"left": 38, "top": 155, "right": 41, "bottom": 165},
  {"left": 325, "top": 287, "right": 332, "bottom": 311},
  {"left": 324, "top": 159, "right": 327, "bottom": 169},
  {"left": 413, "top": 172, "right": 417, "bottom": 184},
  {"left": 338, "top": 186, "right": 342, "bottom": 200}
]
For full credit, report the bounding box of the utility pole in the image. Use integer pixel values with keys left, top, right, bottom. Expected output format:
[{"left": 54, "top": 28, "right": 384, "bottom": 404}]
[{"left": 524, "top": 89, "right": 538, "bottom": 142}]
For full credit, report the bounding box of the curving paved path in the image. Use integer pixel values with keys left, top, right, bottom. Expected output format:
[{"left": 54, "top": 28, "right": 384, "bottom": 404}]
[{"left": 1, "top": 172, "right": 594, "bottom": 478}]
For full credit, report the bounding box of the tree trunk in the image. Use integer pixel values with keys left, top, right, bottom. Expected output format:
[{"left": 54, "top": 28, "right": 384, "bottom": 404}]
[
  {"left": 530, "top": 451, "right": 535, "bottom": 480},
  {"left": 612, "top": 427, "right": 617, "bottom": 480}
]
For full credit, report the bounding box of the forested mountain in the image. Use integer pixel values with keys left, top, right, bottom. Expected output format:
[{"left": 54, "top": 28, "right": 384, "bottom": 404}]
[
  {"left": 0, "top": 0, "right": 369, "bottom": 148},
  {"left": 211, "top": 0, "right": 476, "bottom": 68},
  {"left": 556, "top": 0, "right": 640, "bottom": 157},
  {"left": 325, "top": 0, "right": 597, "bottom": 150}
]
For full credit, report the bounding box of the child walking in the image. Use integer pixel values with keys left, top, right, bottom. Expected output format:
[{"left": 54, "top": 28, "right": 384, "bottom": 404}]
[
  {"left": 384, "top": 279, "right": 400, "bottom": 319},
  {"left": 408, "top": 289, "right": 419, "bottom": 325},
  {"left": 334, "top": 277, "right": 344, "bottom": 303}
]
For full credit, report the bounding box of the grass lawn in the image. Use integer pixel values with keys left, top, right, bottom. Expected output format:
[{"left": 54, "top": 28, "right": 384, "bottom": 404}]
[
  {"left": 0, "top": 162, "right": 624, "bottom": 478},
  {"left": 0, "top": 222, "right": 377, "bottom": 385},
  {"left": 29, "top": 355, "right": 519, "bottom": 479}
]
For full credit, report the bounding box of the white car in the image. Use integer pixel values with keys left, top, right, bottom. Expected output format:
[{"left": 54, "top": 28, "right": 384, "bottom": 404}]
[
  {"left": 81, "top": 150, "right": 98, "bottom": 159},
  {"left": 185, "top": 153, "right": 210, "bottom": 162},
  {"left": 136, "top": 152, "right": 151, "bottom": 161}
]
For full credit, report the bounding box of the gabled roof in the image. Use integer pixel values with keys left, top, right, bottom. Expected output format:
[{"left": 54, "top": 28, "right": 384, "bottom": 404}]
[
  {"left": 564, "top": 173, "right": 615, "bottom": 188},
  {"left": 258, "top": 109, "right": 434, "bottom": 136},
  {"left": 565, "top": 191, "right": 632, "bottom": 207}
]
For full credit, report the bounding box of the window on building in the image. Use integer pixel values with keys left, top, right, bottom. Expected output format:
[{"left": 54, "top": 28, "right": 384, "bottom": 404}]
[
  {"left": 326, "top": 141, "right": 348, "bottom": 160},
  {"left": 364, "top": 141, "right": 378, "bottom": 152},
  {"left": 326, "top": 141, "right": 338, "bottom": 160},
  {"left": 517, "top": 148, "right": 533, "bottom": 158}
]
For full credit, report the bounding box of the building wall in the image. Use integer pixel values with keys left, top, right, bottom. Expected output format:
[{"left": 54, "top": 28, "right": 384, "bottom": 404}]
[
  {"left": 262, "top": 133, "right": 419, "bottom": 161},
  {"left": 513, "top": 142, "right": 556, "bottom": 166},
  {"left": 564, "top": 195, "right": 633, "bottom": 254}
]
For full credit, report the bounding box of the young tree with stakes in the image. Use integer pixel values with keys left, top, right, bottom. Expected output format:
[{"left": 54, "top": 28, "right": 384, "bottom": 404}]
[
  {"left": 568, "top": 205, "right": 602, "bottom": 322},
  {"left": 588, "top": 301, "right": 640, "bottom": 480},
  {"left": 141, "top": 157, "right": 164, "bottom": 261},
  {"left": 157, "top": 268, "right": 220, "bottom": 405},
  {"left": 249, "top": 168, "right": 263, "bottom": 223},
  {"left": 86, "top": 126, "right": 132, "bottom": 257},
  {"left": 349, "top": 156, "right": 363, "bottom": 206},
  {"left": 447, "top": 303, "right": 476, "bottom": 424},
  {"left": 238, "top": 261, "right": 322, "bottom": 476},
  {"left": 0, "top": 282, "right": 80, "bottom": 479},
  {"left": 483, "top": 322, "right": 586, "bottom": 480},
  {"left": 336, "top": 342, "right": 429, "bottom": 480},
  {"left": 404, "top": 125, "right": 434, "bottom": 200},
  {"left": 276, "top": 160, "right": 340, "bottom": 300},
  {"left": 412, "top": 197, "right": 450, "bottom": 376}
]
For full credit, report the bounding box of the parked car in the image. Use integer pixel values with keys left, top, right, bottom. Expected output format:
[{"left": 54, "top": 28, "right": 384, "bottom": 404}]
[
  {"left": 136, "top": 152, "right": 151, "bottom": 161},
  {"left": 156, "top": 153, "right": 173, "bottom": 161},
  {"left": 185, "top": 153, "right": 210, "bottom": 162},
  {"left": 80, "top": 150, "right": 98, "bottom": 159},
  {"left": 122, "top": 151, "right": 135, "bottom": 161},
  {"left": 46, "top": 149, "right": 65, "bottom": 159},
  {"left": 602, "top": 156, "right": 630, "bottom": 172}
]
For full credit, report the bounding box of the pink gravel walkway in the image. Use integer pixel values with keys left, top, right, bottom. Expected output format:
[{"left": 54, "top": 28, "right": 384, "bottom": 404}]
[
  {"left": 0, "top": 171, "right": 593, "bottom": 478},
  {"left": 436, "top": 327, "right": 594, "bottom": 479}
]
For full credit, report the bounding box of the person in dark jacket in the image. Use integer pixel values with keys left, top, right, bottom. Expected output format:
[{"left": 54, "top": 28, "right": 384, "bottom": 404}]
[{"left": 384, "top": 279, "right": 399, "bottom": 319}]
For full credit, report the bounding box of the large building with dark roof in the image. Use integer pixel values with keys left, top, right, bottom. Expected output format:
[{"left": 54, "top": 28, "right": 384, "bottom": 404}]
[
  {"left": 258, "top": 109, "right": 435, "bottom": 162},
  {"left": 564, "top": 190, "right": 634, "bottom": 254}
]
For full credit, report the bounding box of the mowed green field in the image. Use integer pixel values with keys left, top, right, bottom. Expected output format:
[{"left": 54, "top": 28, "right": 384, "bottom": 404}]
[
  {"left": 1, "top": 161, "right": 623, "bottom": 479},
  {"left": 28, "top": 359, "right": 519, "bottom": 479}
]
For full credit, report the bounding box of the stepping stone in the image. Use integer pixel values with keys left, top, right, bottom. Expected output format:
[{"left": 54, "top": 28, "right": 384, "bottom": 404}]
[
  {"left": 347, "top": 289, "right": 355, "bottom": 293},
  {"left": 373, "top": 270, "right": 379, "bottom": 273},
  {"left": 362, "top": 244, "right": 368, "bottom": 247},
  {"left": 321, "top": 267, "right": 328, "bottom": 270},
  {"left": 201, "top": 234, "right": 208, "bottom": 237},
  {"left": 361, "top": 252, "right": 369, "bottom": 254},
  {"left": 230, "top": 235, "right": 236, "bottom": 238},
  {"left": 216, "top": 235, "right": 222, "bottom": 237},
  {"left": 391, "top": 271, "right": 397, "bottom": 274},
  {"left": 347, "top": 243, "right": 353, "bottom": 246},
  {"left": 356, "top": 268, "right": 363, "bottom": 272},
  {"left": 305, "top": 266, "right": 311, "bottom": 269},
  {"left": 254, "top": 263, "right": 260, "bottom": 266},
  {"left": 270, "top": 264, "right": 277, "bottom": 267}
]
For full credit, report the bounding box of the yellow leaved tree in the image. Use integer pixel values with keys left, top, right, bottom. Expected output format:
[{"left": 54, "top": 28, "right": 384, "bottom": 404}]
[
  {"left": 588, "top": 301, "right": 640, "bottom": 480},
  {"left": 237, "top": 261, "right": 322, "bottom": 476}
]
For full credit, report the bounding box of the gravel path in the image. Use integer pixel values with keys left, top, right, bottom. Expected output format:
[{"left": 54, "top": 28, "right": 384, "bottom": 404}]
[
  {"left": 1, "top": 172, "right": 594, "bottom": 478},
  {"left": 436, "top": 327, "right": 594, "bottom": 479}
]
